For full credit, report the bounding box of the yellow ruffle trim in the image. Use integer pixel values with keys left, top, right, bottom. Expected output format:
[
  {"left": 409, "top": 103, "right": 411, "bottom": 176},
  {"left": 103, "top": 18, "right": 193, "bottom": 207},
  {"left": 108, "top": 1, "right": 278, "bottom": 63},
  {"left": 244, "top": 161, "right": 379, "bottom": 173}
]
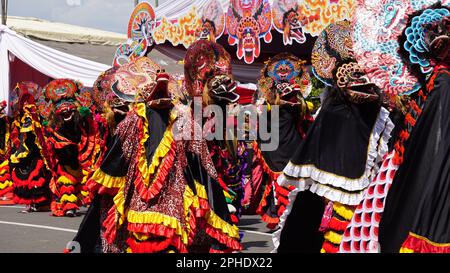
[
  {"left": 0, "top": 160, "right": 8, "bottom": 169},
  {"left": 80, "top": 190, "right": 90, "bottom": 197},
  {"left": 132, "top": 233, "right": 150, "bottom": 241},
  {"left": 194, "top": 181, "right": 240, "bottom": 239},
  {"left": 0, "top": 181, "right": 12, "bottom": 190},
  {"left": 135, "top": 102, "right": 176, "bottom": 188},
  {"left": 324, "top": 230, "right": 343, "bottom": 245},
  {"left": 90, "top": 169, "right": 126, "bottom": 189},
  {"left": 400, "top": 247, "right": 414, "bottom": 253},
  {"left": 126, "top": 210, "right": 189, "bottom": 245},
  {"left": 183, "top": 183, "right": 198, "bottom": 237},
  {"left": 113, "top": 185, "right": 126, "bottom": 226},
  {"left": 57, "top": 176, "right": 77, "bottom": 185},
  {"left": 60, "top": 194, "right": 78, "bottom": 203},
  {"left": 0, "top": 123, "right": 9, "bottom": 156},
  {"left": 15, "top": 108, "right": 50, "bottom": 170},
  {"left": 10, "top": 150, "right": 29, "bottom": 164},
  {"left": 113, "top": 180, "right": 197, "bottom": 242},
  {"left": 333, "top": 202, "right": 354, "bottom": 221},
  {"left": 408, "top": 232, "right": 450, "bottom": 247}
]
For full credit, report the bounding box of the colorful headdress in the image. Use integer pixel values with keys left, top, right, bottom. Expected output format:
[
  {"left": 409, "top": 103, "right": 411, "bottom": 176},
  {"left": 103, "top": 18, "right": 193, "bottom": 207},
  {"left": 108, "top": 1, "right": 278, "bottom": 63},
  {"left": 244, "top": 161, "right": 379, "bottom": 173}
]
[
  {"left": 226, "top": 0, "right": 273, "bottom": 64},
  {"left": 258, "top": 53, "right": 311, "bottom": 101},
  {"left": 311, "top": 20, "right": 354, "bottom": 87},
  {"left": 92, "top": 67, "right": 118, "bottom": 112},
  {"left": 352, "top": 0, "right": 450, "bottom": 96},
  {"left": 184, "top": 40, "right": 233, "bottom": 97},
  {"left": 199, "top": 0, "right": 225, "bottom": 42},
  {"left": 42, "top": 79, "right": 83, "bottom": 115},
  {"left": 76, "top": 87, "right": 94, "bottom": 110},
  {"left": 113, "top": 2, "right": 156, "bottom": 67}
]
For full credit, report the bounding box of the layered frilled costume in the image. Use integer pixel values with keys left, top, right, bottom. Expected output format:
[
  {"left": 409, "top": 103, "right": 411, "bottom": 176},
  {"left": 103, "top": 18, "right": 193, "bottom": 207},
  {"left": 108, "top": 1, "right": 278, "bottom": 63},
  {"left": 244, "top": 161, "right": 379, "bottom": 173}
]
[
  {"left": 87, "top": 57, "right": 241, "bottom": 253},
  {"left": 0, "top": 101, "right": 11, "bottom": 199},
  {"left": 71, "top": 68, "right": 132, "bottom": 253},
  {"left": 274, "top": 20, "right": 394, "bottom": 253},
  {"left": 42, "top": 79, "right": 102, "bottom": 217},
  {"left": 184, "top": 40, "right": 247, "bottom": 225},
  {"left": 252, "top": 53, "right": 314, "bottom": 229},
  {"left": 7, "top": 83, "right": 52, "bottom": 210},
  {"left": 340, "top": 1, "right": 450, "bottom": 253}
]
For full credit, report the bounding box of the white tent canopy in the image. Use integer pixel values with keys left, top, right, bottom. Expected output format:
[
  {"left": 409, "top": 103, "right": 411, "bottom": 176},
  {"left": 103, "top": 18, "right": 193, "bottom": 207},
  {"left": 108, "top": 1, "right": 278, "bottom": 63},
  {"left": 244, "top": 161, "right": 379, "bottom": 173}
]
[
  {"left": 0, "top": 25, "right": 111, "bottom": 113},
  {"left": 154, "top": 0, "right": 279, "bottom": 20},
  {"left": 154, "top": 0, "right": 228, "bottom": 20},
  {"left": 6, "top": 16, "right": 127, "bottom": 46}
]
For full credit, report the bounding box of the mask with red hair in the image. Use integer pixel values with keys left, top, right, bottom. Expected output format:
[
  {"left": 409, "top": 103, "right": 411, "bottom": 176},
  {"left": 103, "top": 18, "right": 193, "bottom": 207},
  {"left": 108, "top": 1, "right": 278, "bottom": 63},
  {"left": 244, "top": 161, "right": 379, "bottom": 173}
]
[{"left": 184, "top": 40, "right": 239, "bottom": 103}]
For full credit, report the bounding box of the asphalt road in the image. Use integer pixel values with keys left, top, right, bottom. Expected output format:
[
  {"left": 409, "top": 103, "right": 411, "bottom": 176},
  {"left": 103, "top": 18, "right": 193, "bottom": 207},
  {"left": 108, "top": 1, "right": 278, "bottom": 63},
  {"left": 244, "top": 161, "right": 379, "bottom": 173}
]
[{"left": 0, "top": 205, "right": 274, "bottom": 253}]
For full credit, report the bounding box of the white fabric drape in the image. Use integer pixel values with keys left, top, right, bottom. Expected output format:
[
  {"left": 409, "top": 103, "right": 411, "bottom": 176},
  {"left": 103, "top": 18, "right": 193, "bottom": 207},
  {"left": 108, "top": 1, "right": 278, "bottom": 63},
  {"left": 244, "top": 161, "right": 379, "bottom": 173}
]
[{"left": 0, "top": 25, "right": 110, "bottom": 113}]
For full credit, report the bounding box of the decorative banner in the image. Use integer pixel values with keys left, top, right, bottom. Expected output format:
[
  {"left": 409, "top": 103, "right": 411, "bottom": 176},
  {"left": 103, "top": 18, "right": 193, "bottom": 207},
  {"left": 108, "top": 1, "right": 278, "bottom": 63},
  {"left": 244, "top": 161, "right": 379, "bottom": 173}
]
[
  {"left": 153, "top": 7, "right": 202, "bottom": 48},
  {"left": 272, "top": 0, "right": 306, "bottom": 45},
  {"left": 226, "top": 0, "right": 273, "bottom": 64},
  {"left": 298, "top": 0, "right": 355, "bottom": 37},
  {"left": 152, "top": 0, "right": 356, "bottom": 64},
  {"left": 353, "top": 0, "right": 449, "bottom": 96},
  {"left": 113, "top": 2, "right": 156, "bottom": 67},
  {"left": 198, "top": 0, "right": 226, "bottom": 42}
]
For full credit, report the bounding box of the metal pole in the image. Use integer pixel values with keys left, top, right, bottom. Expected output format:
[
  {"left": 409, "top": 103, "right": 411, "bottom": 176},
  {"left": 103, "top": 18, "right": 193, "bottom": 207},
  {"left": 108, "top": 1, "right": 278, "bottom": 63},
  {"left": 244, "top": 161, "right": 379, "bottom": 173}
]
[
  {"left": 134, "top": 0, "right": 139, "bottom": 7},
  {"left": 1, "top": 0, "right": 7, "bottom": 25}
]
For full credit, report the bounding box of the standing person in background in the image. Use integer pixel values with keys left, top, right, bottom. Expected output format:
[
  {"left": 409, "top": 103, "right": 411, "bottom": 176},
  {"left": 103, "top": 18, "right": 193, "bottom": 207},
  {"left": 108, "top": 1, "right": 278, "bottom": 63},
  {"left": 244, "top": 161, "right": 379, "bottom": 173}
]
[
  {"left": 252, "top": 53, "right": 314, "bottom": 229},
  {"left": 0, "top": 101, "right": 12, "bottom": 201},
  {"left": 9, "top": 82, "right": 52, "bottom": 213}
]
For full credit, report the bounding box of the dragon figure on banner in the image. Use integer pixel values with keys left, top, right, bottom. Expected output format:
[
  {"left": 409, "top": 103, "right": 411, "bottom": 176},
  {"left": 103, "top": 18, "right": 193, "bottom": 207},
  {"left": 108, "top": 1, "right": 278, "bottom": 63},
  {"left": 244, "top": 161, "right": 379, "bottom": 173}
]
[
  {"left": 113, "top": 2, "right": 156, "bottom": 67},
  {"left": 198, "top": 0, "right": 226, "bottom": 42}
]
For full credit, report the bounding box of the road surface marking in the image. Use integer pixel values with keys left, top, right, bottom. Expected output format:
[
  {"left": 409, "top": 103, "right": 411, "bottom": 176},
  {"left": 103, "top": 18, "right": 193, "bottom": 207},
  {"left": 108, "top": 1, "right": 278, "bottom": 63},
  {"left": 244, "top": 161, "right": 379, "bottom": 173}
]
[
  {"left": 239, "top": 229, "right": 272, "bottom": 237},
  {"left": 0, "top": 221, "right": 77, "bottom": 233},
  {"left": 0, "top": 205, "right": 26, "bottom": 209}
]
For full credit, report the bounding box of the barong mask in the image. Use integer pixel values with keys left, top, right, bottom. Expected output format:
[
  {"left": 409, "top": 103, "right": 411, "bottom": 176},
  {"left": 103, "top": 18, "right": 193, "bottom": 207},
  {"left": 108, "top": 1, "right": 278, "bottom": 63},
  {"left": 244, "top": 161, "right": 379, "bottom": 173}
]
[
  {"left": 42, "top": 79, "right": 83, "bottom": 126},
  {"left": 106, "top": 93, "right": 130, "bottom": 117},
  {"left": 352, "top": 0, "right": 450, "bottom": 96},
  {"left": 335, "top": 61, "right": 380, "bottom": 104},
  {"left": 311, "top": 20, "right": 381, "bottom": 104},
  {"left": 403, "top": 7, "right": 450, "bottom": 71},
  {"left": 141, "top": 69, "right": 173, "bottom": 109},
  {"left": 424, "top": 16, "right": 450, "bottom": 63},
  {"left": 258, "top": 53, "right": 311, "bottom": 106},
  {"left": 184, "top": 40, "right": 239, "bottom": 104}
]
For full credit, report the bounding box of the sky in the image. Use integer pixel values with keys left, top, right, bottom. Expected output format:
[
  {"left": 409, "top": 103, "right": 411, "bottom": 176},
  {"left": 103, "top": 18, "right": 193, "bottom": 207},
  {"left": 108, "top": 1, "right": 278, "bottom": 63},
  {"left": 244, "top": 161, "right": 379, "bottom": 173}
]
[{"left": 6, "top": 0, "right": 168, "bottom": 34}]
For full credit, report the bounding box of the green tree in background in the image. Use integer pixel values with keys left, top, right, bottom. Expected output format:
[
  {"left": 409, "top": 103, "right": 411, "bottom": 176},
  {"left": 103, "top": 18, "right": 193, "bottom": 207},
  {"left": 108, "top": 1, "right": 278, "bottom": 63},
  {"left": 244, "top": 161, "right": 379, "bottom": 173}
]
[{"left": 306, "top": 75, "right": 325, "bottom": 113}]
